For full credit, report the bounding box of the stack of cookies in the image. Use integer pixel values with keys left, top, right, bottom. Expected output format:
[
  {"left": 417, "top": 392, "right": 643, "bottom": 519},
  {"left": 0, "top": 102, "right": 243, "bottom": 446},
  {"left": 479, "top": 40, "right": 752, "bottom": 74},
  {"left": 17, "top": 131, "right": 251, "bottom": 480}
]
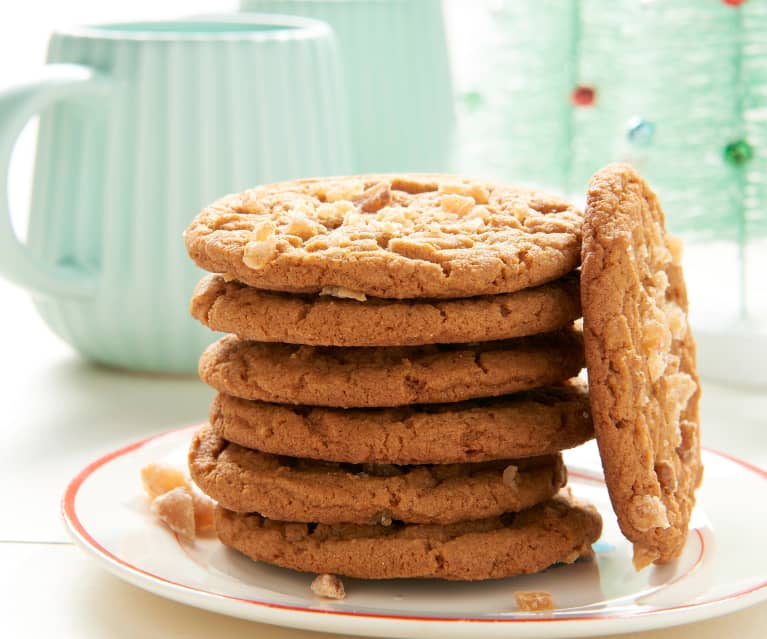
[{"left": 184, "top": 173, "right": 607, "bottom": 581}]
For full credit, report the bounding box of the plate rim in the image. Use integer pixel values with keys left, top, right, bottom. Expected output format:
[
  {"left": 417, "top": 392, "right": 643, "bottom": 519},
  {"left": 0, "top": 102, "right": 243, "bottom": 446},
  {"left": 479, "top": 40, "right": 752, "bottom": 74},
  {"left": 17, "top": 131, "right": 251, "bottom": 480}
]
[{"left": 61, "top": 424, "right": 767, "bottom": 633}]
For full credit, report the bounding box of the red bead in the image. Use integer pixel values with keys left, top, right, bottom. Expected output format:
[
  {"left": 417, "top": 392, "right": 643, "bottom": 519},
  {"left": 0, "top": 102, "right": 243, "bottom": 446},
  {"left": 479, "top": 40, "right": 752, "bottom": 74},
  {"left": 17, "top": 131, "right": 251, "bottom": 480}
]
[
  {"left": 571, "top": 86, "right": 596, "bottom": 107},
  {"left": 722, "top": 0, "right": 746, "bottom": 6}
]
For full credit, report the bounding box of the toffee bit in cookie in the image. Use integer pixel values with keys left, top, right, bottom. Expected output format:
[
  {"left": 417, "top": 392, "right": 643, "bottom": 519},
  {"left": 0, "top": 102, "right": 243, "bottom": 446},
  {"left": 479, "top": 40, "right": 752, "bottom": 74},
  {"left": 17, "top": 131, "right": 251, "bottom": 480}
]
[
  {"left": 438, "top": 181, "right": 490, "bottom": 204},
  {"left": 502, "top": 464, "right": 519, "bottom": 487},
  {"left": 628, "top": 494, "right": 670, "bottom": 532},
  {"left": 324, "top": 179, "right": 365, "bottom": 203},
  {"left": 439, "top": 193, "right": 476, "bottom": 215},
  {"left": 141, "top": 462, "right": 191, "bottom": 501},
  {"left": 353, "top": 181, "right": 392, "bottom": 213},
  {"left": 319, "top": 286, "right": 367, "bottom": 302},
  {"left": 667, "top": 234, "right": 684, "bottom": 264},
  {"left": 284, "top": 215, "right": 320, "bottom": 241},
  {"left": 654, "top": 460, "right": 678, "bottom": 493},
  {"left": 632, "top": 545, "right": 661, "bottom": 572},
  {"left": 677, "top": 420, "right": 699, "bottom": 465},
  {"left": 316, "top": 200, "right": 355, "bottom": 227},
  {"left": 151, "top": 487, "right": 196, "bottom": 540},
  {"left": 310, "top": 573, "right": 346, "bottom": 600},
  {"left": 243, "top": 221, "right": 278, "bottom": 269},
  {"left": 663, "top": 373, "right": 697, "bottom": 446},
  {"left": 514, "top": 591, "right": 555, "bottom": 612}
]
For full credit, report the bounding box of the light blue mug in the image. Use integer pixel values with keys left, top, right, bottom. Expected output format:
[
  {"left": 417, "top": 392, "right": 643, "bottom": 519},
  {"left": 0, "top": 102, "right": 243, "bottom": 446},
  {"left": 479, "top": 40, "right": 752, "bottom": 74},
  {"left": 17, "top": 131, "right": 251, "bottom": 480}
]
[
  {"left": 0, "top": 15, "right": 351, "bottom": 372},
  {"left": 242, "top": 0, "right": 455, "bottom": 173}
]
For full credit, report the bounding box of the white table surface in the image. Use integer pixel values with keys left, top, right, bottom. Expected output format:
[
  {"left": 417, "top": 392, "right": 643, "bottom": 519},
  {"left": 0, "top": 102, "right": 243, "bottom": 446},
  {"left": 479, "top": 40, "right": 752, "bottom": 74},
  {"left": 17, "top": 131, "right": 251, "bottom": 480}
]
[{"left": 1, "top": 276, "right": 766, "bottom": 638}]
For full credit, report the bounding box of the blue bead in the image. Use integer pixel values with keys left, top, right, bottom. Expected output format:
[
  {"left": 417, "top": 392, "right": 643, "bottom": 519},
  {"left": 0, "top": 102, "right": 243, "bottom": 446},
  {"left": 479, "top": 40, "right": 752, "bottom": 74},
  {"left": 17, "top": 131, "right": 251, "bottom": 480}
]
[{"left": 627, "top": 117, "right": 655, "bottom": 146}]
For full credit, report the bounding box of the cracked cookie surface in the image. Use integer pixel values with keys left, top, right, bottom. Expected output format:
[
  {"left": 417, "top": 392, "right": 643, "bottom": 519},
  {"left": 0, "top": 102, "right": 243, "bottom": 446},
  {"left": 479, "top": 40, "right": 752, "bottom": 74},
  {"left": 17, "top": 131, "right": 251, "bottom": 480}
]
[
  {"left": 581, "top": 164, "right": 701, "bottom": 569},
  {"left": 184, "top": 174, "right": 583, "bottom": 299},
  {"left": 210, "top": 379, "right": 593, "bottom": 464},
  {"left": 198, "top": 329, "right": 584, "bottom": 408},
  {"left": 214, "top": 491, "right": 602, "bottom": 580},
  {"left": 191, "top": 272, "right": 581, "bottom": 347},
  {"left": 189, "top": 425, "right": 566, "bottom": 525}
]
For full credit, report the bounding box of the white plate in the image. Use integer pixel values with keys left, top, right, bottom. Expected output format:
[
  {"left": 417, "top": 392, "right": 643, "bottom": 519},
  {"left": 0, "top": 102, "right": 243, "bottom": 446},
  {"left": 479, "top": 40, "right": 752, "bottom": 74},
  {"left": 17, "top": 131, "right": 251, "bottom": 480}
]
[{"left": 62, "top": 425, "right": 767, "bottom": 639}]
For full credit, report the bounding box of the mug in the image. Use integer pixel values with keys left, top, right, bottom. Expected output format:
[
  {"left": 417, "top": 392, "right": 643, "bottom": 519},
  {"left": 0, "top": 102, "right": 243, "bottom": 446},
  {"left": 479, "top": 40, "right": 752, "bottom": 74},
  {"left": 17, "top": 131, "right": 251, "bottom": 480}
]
[
  {"left": 242, "top": 0, "right": 455, "bottom": 173},
  {"left": 0, "top": 15, "right": 352, "bottom": 373}
]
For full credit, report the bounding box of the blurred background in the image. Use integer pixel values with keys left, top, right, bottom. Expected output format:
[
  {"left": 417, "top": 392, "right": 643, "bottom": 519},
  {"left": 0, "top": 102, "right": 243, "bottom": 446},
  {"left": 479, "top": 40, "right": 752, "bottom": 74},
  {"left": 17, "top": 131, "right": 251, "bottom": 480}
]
[{"left": 0, "top": 0, "right": 764, "bottom": 382}]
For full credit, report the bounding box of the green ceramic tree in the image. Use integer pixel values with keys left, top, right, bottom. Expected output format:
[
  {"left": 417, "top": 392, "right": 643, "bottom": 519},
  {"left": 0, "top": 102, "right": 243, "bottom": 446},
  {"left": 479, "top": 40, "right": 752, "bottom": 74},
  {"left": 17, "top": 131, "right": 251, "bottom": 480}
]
[{"left": 446, "top": 0, "right": 765, "bottom": 324}]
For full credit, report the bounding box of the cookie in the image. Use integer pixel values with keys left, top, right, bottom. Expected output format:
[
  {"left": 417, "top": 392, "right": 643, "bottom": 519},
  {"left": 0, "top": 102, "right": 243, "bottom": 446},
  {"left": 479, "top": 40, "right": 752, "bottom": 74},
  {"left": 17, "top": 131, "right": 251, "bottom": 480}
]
[
  {"left": 184, "top": 174, "right": 583, "bottom": 299},
  {"left": 198, "top": 329, "right": 584, "bottom": 408},
  {"left": 214, "top": 491, "right": 602, "bottom": 580},
  {"left": 191, "top": 272, "right": 581, "bottom": 347},
  {"left": 189, "top": 425, "right": 566, "bottom": 525},
  {"left": 210, "top": 380, "right": 593, "bottom": 464},
  {"left": 581, "top": 164, "right": 701, "bottom": 569}
]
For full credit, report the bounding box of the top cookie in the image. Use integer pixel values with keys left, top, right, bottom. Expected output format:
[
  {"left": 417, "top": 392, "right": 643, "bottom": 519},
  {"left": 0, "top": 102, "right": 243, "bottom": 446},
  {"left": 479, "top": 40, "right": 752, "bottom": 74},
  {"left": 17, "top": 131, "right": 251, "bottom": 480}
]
[
  {"left": 581, "top": 164, "right": 701, "bottom": 569},
  {"left": 185, "top": 174, "right": 583, "bottom": 299}
]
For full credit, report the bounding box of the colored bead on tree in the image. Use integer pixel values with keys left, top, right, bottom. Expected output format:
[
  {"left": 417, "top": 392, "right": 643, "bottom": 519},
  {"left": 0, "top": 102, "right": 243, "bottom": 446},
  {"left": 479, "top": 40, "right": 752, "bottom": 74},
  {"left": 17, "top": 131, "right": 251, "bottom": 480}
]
[
  {"left": 723, "top": 140, "right": 754, "bottom": 166},
  {"left": 571, "top": 86, "right": 596, "bottom": 106},
  {"left": 627, "top": 117, "right": 655, "bottom": 146}
]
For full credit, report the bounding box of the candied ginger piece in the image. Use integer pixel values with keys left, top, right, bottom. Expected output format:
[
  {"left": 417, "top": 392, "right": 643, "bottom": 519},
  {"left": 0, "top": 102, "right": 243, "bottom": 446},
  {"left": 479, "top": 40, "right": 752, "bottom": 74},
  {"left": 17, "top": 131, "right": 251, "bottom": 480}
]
[
  {"left": 141, "top": 462, "right": 190, "bottom": 501},
  {"left": 151, "top": 487, "right": 195, "bottom": 540}
]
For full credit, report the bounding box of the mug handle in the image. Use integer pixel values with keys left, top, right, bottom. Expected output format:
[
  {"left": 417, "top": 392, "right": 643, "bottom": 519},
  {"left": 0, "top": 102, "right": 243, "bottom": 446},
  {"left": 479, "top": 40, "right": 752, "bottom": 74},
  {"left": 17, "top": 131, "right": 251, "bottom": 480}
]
[{"left": 0, "top": 63, "right": 109, "bottom": 299}]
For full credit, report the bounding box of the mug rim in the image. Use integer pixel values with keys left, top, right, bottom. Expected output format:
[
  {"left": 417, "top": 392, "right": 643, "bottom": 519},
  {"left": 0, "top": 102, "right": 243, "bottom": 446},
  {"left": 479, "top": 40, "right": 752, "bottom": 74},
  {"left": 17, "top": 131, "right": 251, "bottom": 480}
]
[{"left": 53, "top": 13, "right": 333, "bottom": 43}]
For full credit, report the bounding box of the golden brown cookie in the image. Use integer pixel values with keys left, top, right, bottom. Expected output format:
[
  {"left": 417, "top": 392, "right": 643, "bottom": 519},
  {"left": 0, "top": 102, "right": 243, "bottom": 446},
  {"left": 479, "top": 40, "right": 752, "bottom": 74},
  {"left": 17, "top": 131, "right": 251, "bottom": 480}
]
[
  {"left": 581, "top": 164, "right": 701, "bottom": 569},
  {"left": 209, "top": 380, "right": 593, "bottom": 464},
  {"left": 184, "top": 174, "right": 583, "bottom": 299},
  {"left": 189, "top": 425, "right": 566, "bottom": 525},
  {"left": 198, "top": 329, "right": 584, "bottom": 408},
  {"left": 190, "top": 273, "right": 581, "bottom": 347},
  {"left": 215, "top": 491, "right": 602, "bottom": 580}
]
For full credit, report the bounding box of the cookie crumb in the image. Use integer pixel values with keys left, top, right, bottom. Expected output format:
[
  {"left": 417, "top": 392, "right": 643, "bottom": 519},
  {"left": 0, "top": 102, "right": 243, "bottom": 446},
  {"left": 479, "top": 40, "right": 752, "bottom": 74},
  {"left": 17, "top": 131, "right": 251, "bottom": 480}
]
[
  {"left": 151, "top": 487, "right": 195, "bottom": 540},
  {"left": 514, "top": 591, "right": 555, "bottom": 612},
  {"left": 310, "top": 573, "right": 346, "bottom": 600}
]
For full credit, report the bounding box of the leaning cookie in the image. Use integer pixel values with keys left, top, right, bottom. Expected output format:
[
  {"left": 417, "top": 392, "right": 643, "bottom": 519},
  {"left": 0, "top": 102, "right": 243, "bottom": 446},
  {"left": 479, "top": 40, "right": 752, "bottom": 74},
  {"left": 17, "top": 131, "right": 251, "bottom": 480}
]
[
  {"left": 184, "top": 174, "right": 583, "bottom": 299},
  {"left": 209, "top": 379, "right": 593, "bottom": 464},
  {"left": 215, "top": 491, "right": 602, "bottom": 580},
  {"left": 198, "top": 329, "right": 584, "bottom": 408},
  {"left": 189, "top": 425, "right": 566, "bottom": 525},
  {"left": 190, "top": 273, "right": 581, "bottom": 347},
  {"left": 581, "top": 163, "right": 701, "bottom": 569}
]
